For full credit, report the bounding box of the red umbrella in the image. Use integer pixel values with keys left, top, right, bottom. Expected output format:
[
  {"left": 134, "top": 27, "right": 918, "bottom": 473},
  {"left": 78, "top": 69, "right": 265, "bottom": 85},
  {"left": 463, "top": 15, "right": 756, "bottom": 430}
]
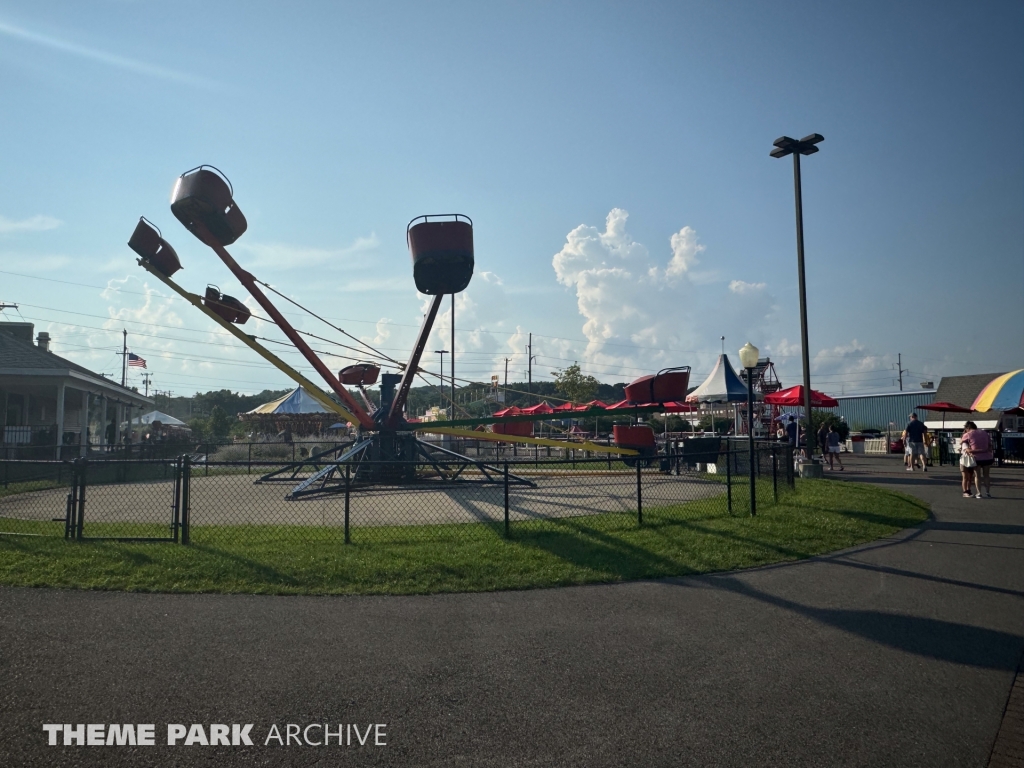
[
  {"left": 551, "top": 401, "right": 576, "bottom": 412},
  {"left": 492, "top": 406, "right": 522, "bottom": 418},
  {"left": 915, "top": 401, "right": 974, "bottom": 431},
  {"left": 764, "top": 385, "right": 838, "bottom": 408},
  {"left": 574, "top": 400, "right": 608, "bottom": 411},
  {"left": 915, "top": 402, "right": 973, "bottom": 413}
]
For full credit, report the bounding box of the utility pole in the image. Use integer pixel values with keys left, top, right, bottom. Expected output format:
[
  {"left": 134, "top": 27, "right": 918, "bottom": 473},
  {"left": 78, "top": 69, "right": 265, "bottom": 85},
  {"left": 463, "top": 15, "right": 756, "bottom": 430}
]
[
  {"left": 120, "top": 329, "right": 127, "bottom": 386},
  {"left": 504, "top": 357, "right": 509, "bottom": 403},
  {"left": 141, "top": 373, "right": 152, "bottom": 397},
  {"left": 895, "top": 353, "right": 908, "bottom": 391}
]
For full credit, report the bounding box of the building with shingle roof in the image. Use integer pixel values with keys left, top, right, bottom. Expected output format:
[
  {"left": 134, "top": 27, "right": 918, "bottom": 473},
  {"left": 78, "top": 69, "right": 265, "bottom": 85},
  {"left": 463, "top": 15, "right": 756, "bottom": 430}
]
[
  {"left": 1, "top": 323, "right": 152, "bottom": 459},
  {"left": 930, "top": 372, "right": 1012, "bottom": 430}
]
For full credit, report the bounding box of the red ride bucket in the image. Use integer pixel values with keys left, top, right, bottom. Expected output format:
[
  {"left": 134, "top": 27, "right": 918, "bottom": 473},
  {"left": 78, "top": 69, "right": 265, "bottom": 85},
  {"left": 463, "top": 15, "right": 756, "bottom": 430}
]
[
  {"left": 492, "top": 421, "right": 533, "bottom": 437},
  {"left": 407, "top": 215, "right": 474, "bottom": 295},
  {"left": 623, "top": 367, "right": 691, "bottom": 404},
  {"left": 171, "top": 166, "right": 247, "bottom": 246},
  {"left": 613, "top": 425, "right": 656, "bottom": 449},
  {"left": 203, "top": 285, "right": 251, "bottom": 325},
  {"left": 339, "top": 363, "right": 381, "bottom": 386},
  {"left": 127, "top": 218, "right": 182, "bottom": 277}
]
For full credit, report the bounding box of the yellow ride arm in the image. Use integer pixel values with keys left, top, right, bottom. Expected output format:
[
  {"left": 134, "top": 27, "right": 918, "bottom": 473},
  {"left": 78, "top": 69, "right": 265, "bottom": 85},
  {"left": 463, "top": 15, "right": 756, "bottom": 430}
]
[
  {"left": 415, "top": 426, "right": 639, "bottom": 456},
  {"left": 136, "top": 258, "right": 362, "bottom": 426}
]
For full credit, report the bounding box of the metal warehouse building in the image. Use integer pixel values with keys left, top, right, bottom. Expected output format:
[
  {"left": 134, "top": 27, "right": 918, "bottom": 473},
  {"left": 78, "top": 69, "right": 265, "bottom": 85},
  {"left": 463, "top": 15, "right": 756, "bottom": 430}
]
[{"left": 834, "top": 390, "right": 937, "bottom": 431}]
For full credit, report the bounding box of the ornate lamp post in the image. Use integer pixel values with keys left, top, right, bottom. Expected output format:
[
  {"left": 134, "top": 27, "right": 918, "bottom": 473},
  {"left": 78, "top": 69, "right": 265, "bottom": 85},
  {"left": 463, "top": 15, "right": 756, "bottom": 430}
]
[{"left": 739, "top": 342, "right": 760, "bottom": 516}]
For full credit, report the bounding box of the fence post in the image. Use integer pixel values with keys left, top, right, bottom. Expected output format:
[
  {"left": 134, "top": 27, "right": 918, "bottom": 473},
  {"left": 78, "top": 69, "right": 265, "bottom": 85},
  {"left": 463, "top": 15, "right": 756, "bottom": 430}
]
[
  {"left": 180, "top": 455, "right": 191, "bottom": 544},
  {"left": 725, "top": 446, "right": 732, "bottom": 514},
  {"left": 248, "top": 443, "right": 252, "bottom": 475},
  {"left": 772, "top": 444, "right": 778, "bottom": 503},
  {"left": 636, "top": 459, "right": 643, "bottom": 527},
  {"left": 172, "top": 456, "right": 181, "bottom": 543},
  {"left": 503, "top": 461, "right": 510, "bottom": 538},
  {"left": 344, "top": 463, "right": 351, "bottom": 545},
  {"left": 64, "top": 475, "right": 77, "bottom": 540},
  {"left": 76, "top": 458, "right": 86, "bottom": 540}
]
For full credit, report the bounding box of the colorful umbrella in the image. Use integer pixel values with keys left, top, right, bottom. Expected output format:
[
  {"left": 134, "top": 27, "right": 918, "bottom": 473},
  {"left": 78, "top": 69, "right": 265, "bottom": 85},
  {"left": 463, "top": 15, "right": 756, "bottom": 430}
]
[{"left": 971, "top": 369, "right": 1024, "bottom": 412}]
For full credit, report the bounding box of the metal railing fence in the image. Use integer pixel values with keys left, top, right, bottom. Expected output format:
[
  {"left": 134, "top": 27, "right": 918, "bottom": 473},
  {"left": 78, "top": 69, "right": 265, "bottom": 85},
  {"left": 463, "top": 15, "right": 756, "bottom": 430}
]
[{"left": 0, "top": 443, "right": 795, "bottom": 545}]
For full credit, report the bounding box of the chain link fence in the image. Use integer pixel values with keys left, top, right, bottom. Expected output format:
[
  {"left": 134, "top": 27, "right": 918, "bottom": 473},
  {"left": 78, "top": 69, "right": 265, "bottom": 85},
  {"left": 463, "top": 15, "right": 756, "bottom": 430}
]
[{"left": 1, "top": 442, "right": 795, "bottom": 545}]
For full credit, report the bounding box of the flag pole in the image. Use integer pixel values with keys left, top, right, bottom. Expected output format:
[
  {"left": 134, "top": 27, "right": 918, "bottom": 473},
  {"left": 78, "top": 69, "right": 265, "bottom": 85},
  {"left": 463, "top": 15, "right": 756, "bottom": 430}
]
[{"left": 121, "top": 329, "right": 127, "bottom": 387}]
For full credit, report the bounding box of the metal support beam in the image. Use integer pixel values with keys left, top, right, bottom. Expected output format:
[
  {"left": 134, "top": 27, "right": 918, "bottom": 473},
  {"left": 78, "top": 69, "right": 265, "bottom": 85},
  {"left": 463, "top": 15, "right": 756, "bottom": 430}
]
[
  {"left": 387, "top": 293, "right": 445, "bottom": 428},
  {"left": 192, "top": 222, "right": 375, "bottom": 430}
]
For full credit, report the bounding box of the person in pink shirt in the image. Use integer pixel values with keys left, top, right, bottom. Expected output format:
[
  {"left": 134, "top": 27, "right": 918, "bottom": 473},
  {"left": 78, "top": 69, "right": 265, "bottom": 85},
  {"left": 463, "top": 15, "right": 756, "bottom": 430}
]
[{"left": 961, "top": 421, "right": 994, "bottom": 498}]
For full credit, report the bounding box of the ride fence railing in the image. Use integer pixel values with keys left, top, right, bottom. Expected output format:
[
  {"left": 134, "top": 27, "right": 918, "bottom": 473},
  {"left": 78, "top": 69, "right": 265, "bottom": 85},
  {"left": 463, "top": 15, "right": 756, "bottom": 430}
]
[{"left": 0, "top": 442, "right": 795, "bottom": 544}]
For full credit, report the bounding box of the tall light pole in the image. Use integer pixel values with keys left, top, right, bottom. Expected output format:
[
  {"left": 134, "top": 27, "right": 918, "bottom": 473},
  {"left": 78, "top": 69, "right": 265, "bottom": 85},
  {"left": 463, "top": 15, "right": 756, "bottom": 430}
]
[
  {"left": 771, "top": 133, "right": 824, "bottom": 456},
  {"left": 739, "top": 342, "right": 760, "bottom": 516},
  {"left": 434, "top": 350, "right": 448, "bottom": 417}
]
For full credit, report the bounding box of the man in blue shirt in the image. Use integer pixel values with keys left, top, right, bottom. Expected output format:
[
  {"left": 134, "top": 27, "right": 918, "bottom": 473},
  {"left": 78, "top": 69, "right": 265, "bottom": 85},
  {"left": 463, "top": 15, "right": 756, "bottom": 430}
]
[
  {"left": 904, "top": 412, "right": 928, "bottom": 472},
  {"left": 785, "top": 416, "right": 799, "bottom": 450}
]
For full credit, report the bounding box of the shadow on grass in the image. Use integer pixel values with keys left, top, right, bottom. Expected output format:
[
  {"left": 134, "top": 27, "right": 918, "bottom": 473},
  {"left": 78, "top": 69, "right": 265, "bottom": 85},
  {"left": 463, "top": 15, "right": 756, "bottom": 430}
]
[
  {"left": 188, "top": 544, "right": 301, "bottom": 586},
  {"left": 513, "top": 521, "right": 695, "bottom": 579}
]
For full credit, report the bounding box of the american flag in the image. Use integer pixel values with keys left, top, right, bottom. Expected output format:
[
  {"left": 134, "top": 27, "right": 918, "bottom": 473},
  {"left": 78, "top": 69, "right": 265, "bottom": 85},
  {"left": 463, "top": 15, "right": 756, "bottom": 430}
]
[{"left": 128, "top": 353, "right": 147, "bottom": 369}]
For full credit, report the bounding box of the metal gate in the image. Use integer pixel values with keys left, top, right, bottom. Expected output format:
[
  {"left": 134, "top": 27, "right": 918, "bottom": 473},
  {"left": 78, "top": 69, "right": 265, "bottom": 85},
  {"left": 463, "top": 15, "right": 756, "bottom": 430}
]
[{"left": 63, "top": 457, "right": 190, "bottom": 542}]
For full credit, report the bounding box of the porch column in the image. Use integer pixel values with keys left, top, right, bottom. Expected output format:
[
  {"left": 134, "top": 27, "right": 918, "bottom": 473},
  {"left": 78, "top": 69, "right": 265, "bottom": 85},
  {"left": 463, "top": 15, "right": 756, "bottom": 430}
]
[
  {"left": 99, "top": 394, "right": 107, "bottom": 451},
  {"left": 79, "top": 390, "right": 90, "bottom": 457},
  {"left": 55, "top": 382, "right": 65, "bottom": 461}
]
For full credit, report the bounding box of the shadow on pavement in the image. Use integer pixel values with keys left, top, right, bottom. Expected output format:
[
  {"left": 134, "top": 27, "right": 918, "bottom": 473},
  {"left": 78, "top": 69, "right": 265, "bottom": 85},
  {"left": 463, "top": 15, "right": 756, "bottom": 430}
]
[{"left": 696, "top": 576, "right": 1024, "bottom": 670}]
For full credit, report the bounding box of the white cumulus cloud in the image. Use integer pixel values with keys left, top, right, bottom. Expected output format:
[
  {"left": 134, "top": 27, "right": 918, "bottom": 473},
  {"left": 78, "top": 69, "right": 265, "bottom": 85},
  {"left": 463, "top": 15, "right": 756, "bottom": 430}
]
[
  {"left": 551, "top": 209, "right": 778, "bottom": 382},
  {"left": 0, "top": 214, "right": 62, "bottom": 233}
]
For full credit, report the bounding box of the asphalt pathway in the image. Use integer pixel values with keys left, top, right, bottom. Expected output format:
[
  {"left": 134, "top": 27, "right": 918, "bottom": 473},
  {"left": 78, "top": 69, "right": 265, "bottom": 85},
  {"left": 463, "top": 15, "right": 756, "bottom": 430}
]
[{"left": 1, "top": 455, "right": 1021, "bottom": 767}]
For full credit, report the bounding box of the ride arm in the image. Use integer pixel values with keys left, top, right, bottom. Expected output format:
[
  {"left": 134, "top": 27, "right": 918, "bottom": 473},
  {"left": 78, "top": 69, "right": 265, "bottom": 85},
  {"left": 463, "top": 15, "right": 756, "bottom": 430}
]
[
  {"left": 414, "top": 426, "right": 639, "bottom": 456},
  {"left": 386, "top": 293, "right": 444, "bottom": 428},
  {"left": 192, "top": 222, "right": 375, "bottom": 430},
  {"left": 136, "top": 258, "right": 364, "bottom": 426}
]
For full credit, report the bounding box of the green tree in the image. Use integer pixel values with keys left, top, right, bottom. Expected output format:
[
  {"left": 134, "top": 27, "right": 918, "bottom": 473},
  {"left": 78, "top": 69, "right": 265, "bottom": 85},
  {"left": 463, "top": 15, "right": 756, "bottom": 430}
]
[
  {"left": 208, "top": 405, "right": 233, "bottom": 439},
  {"left": 188, "top": 417, "right": 209, "bottom": 441},
  {"left": 697, "top": 414, "right": 733, "bottom": 433},
  {"left": 552, "top": 362, "right": 600, "bottom": 405}
]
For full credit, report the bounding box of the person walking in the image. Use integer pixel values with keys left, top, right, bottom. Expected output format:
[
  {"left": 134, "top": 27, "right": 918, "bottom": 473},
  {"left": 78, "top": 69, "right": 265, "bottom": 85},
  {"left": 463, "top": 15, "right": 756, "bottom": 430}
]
[
  {"left": 826, "top": 424, "right": 844, "bottom": 471},
  {"left": 959, "top": 425, "right": 978, "bottom": 497},
  {"left": 960, "top": 421, "right": 994, "bottom": 498},
  {"left": 817, "top": 423, "right": 829, "bottom": 461},
  {"left": 903, "top": 413, "right": 928, "bottom": 472},
  {"left": 785, "top": 416, "right": 798, "bottom": 452}
]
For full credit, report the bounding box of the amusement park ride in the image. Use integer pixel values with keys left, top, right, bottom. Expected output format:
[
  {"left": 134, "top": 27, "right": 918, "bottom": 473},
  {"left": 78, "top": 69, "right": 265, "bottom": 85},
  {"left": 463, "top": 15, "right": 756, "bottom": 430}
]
[{"left": 128, "top": 166, "right": 691, "bottom": 497}]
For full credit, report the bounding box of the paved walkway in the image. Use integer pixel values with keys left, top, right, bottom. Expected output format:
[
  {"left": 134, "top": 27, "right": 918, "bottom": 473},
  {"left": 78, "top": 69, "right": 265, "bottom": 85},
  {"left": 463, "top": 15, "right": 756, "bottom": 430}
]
[{"left": 0, "top": 455, "right": 1021, "bottom": 767}]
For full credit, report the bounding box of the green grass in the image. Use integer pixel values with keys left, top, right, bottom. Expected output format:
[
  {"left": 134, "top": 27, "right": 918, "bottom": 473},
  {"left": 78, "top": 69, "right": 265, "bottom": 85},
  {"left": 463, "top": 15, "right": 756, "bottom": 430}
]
[{"left": 0, "top": 479, "right": 928, "bottom": 595}]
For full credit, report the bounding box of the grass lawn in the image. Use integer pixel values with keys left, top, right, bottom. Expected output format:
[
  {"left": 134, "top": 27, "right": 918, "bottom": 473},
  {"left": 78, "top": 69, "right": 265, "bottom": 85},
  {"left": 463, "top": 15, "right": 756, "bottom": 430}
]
[{"left": 0, "top": 479, "right": 928, "bottom": 595}]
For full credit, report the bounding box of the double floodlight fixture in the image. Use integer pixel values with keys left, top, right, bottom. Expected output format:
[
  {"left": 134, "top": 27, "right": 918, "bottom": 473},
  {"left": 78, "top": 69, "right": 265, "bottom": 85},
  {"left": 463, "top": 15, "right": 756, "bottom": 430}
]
[{"left": 769, "top": 133, "right": 825, "bottom": 158}]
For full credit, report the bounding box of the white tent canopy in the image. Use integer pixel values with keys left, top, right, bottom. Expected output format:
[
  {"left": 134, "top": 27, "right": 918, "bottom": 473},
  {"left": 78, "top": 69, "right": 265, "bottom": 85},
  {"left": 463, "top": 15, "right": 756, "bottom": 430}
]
[
  {"left": 131, "top": 410, "right": 188, "bottom": 427},
  {"left": 685, "top": 354, "right": 749, "bottom": 403}
]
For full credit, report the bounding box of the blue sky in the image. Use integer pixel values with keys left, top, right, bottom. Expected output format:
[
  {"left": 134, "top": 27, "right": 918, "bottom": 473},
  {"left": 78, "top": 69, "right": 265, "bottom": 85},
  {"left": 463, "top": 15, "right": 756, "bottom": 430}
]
[{"left": 0, "top": 0, "right": 1021, "bottom": 399}]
